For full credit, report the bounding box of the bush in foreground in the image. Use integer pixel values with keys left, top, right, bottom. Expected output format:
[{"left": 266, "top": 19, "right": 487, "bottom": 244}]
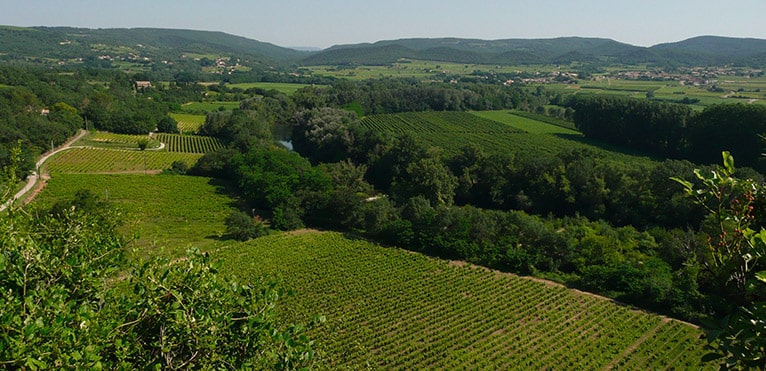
[{"left": 0, "top": 192, "right": 315, "bottom": 369}]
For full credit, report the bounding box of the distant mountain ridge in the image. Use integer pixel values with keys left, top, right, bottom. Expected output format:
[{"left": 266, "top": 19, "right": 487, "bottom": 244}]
[
  {"left": 302, "top": 36, "right": 766, "bottom": 67},
  {"left": 1, "top": 26, "right": 765, "bottom": 68},
  {"left": 0, "top": 26, "right": 307, "bottom": 66}
]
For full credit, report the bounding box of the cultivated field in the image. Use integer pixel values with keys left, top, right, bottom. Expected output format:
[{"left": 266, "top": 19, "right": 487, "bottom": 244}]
[
  {"left": 359, "top": 111, "right": 656, "bottom": 162},
  {"left": 226, "top": 82, "right": 317, "bottom": 95},
  {"left": 307, "top": 59, "right": 560, "bottom": 81},
  {"left": 169, "top": 113, "right": 206, "bottom": 134},
  {"left": 217, "top": 231, "right": 713, "bottom": 370},
  {"left": 154, "top": 133, "right": 224, "bottom": 153},
  {"left": 29, "top": 167, "right": 714, "bottom": 369},
  {"left": 44, "top": 148, "right": 202, "bottom": 174},
  {"left": 75, "top": 131, "right": 160, "bottom": 149},
  {"left": 180, "top": 101, "right": 241, "bottom": 113},
  {"left": 472, "top": 110, "right": 580, "bottom": 134}
]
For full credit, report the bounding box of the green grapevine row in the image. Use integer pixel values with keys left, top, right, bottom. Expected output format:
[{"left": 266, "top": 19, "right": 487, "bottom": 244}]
[
  {"left": 215, "top": 231, "right": 713, "bottom": 370},
  {"left": 359, "top": 111, "right": 654, "bottom": 164},
  {"left": 45, "top": 148, "right": 202, "bottom": 174},
  {"left": 90, "top": 131, "right": 151, "bottom": 144},
  {"left": 154, "top": 134, "right": 223, "bottom": 153}
]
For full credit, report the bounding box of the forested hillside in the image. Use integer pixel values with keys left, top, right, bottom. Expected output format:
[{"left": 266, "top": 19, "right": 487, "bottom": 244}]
[{"left": 302, "top": 35, "right": 766, "bottom": 67}]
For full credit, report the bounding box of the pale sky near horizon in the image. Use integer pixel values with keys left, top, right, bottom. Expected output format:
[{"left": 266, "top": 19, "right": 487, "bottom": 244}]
[{"left": 2, "top": 0, "right": 765, "bottom": 49}]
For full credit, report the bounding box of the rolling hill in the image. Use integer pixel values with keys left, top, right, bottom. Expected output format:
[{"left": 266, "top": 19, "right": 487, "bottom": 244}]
[
  {"left": 2, "top": 26, "right": 766, "bottom": 70},
  {"left": 0, "top": 26, "right": 307, "bottom": 67},
  {"left": 301, "top": 35, "right": 766, "bottom": 67}
]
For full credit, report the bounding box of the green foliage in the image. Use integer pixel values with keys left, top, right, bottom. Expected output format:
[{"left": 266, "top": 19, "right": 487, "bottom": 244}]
[
  {"left": 0, "top": 191, "right": 317, "bottom": 369},
  {"left": 673, "top": 151, "right": 766, "bottom": 306},
  {"left": 108, "top": 250, "right": 316, "bottom": 369},
  {"left": 156, "top": 115, "right": 179, "bottom": 134},
  {"left": 673, "top": 152, "right": 766, "bottom": 369},
  {"left": 225, "top": 210, "right": 268, "bottom": 241},
  {"left": 137, "top": 138, "right": 149, "bottom": 150},
  {"left": 162, "top": 160, "right": 189, "bottom": 175}
]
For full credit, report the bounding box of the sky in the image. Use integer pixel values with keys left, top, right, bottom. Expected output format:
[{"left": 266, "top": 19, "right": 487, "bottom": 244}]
[{"left": 3, "top": 0, "right": 766, "bottom": 49}]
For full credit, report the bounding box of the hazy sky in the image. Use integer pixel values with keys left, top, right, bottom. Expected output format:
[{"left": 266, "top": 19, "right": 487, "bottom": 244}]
[{"left": 3, "top": 0, "right": 766, "bottom": 49}]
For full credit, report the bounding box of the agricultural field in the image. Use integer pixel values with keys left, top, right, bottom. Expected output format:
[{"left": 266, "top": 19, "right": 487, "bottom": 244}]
[
  {"left": 75, "top": 131, "right": 160, "bottom": 149},
  {"left": 154, "top": 133, "right": 224, "bottom": 153},
  {"left": 32, "top": 174, "right": 238, "bottom": 256},
  {"left": 169, "top": 113, "right": 206, "bottom": 134},
  {"left": 226, "top": 82, "right": 316, "bottom": 95},
  {"left": 44, "top": 147, "right": 202, "bottom": 174},
  {"left": 180, "top": 101, "right": 241, "bottom": 113},
  {"left": 306, "top": 59, "right": 560, "bottom": 81},
  {"left": 471, "top": 110, "right": 580, "bottom": 134},
  {"left": 545, "top": 77, "right": 766, "bottom": 110},
  {"left": 216, "top": 231, "right": 713, "bottom": 370},
  {"left": 359, "top": 111, "right": 655, "bottom": 162},
  {"left": 29, "top": 158, "right": 714, "bottom": 369}
]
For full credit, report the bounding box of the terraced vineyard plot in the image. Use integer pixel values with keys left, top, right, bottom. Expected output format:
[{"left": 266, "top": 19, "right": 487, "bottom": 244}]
[
  {"left": 45, "top": 148, "right": 202, "bottom": 174},
  {"left": 154, "top": 133, "right": 223, "bottom": 153},
  {"left": 217, "top": 231, "right": 713, "bottom": 370}
]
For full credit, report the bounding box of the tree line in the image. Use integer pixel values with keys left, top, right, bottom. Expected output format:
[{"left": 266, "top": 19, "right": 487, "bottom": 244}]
[{"left": 571, "top": 95, "right": 766, "bottom": 171}]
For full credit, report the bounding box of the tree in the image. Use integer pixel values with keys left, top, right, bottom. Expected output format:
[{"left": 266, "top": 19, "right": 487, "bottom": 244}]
[
  {"left": 224, "top": 210, "right": 267, "bottom": 241},
  {"left": 137, "top": 138, "right": 149, "bottom": 150},
  {"left": 156, "top": 115, "right": 179, "bottom": 133},
  {"left": 673, "top": 152, "right": 766, "bottom": 369}
]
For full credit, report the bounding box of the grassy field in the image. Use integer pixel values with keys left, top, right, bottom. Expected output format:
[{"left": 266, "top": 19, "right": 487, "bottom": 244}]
[
  {"left": 226, "top": 82, "right": 316, "bottom": 95},
  {"left": 32, "top": 174, "right": 238, "bottom": 257},
  {"left": 169, "top": 113, "right": 206, "bottom": 134},
  {"left": 30, "top": 174, "right": 715, "bottom": 369}
]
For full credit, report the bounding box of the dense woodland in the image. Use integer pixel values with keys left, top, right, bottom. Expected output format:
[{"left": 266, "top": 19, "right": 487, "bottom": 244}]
[{"left": 1, "top": 60, "right": 766, "bottom": 367}]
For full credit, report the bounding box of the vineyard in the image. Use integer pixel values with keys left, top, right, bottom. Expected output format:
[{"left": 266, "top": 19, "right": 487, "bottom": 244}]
[
  {"left": 154, "top": 133, "right": 224, "bottom": 153},
  {"left": 471, "top": 110, "right": 580, "bottom": 134},
  {"left": 44, "top": 148, "right": 203, "bottom": 174},
  {"left": 359, "top": 111, "right": 656, "bottom": 163},
  {"left": 76, "top": 131, "right": 159, "bottom": 149},
  {"left": 169, "top": 113, "right": 206, "bottom": 134},
  {"left": 217, "top": 231, "right": 713, "bottom": 370}
]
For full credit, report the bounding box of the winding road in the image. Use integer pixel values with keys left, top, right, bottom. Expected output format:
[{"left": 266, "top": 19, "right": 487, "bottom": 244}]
[
  {"left": 1, "top": 130, "right": 87, "bottom": 212},
  {"left": 1, "top": 130, "right": 168, "bottom": 212}
]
